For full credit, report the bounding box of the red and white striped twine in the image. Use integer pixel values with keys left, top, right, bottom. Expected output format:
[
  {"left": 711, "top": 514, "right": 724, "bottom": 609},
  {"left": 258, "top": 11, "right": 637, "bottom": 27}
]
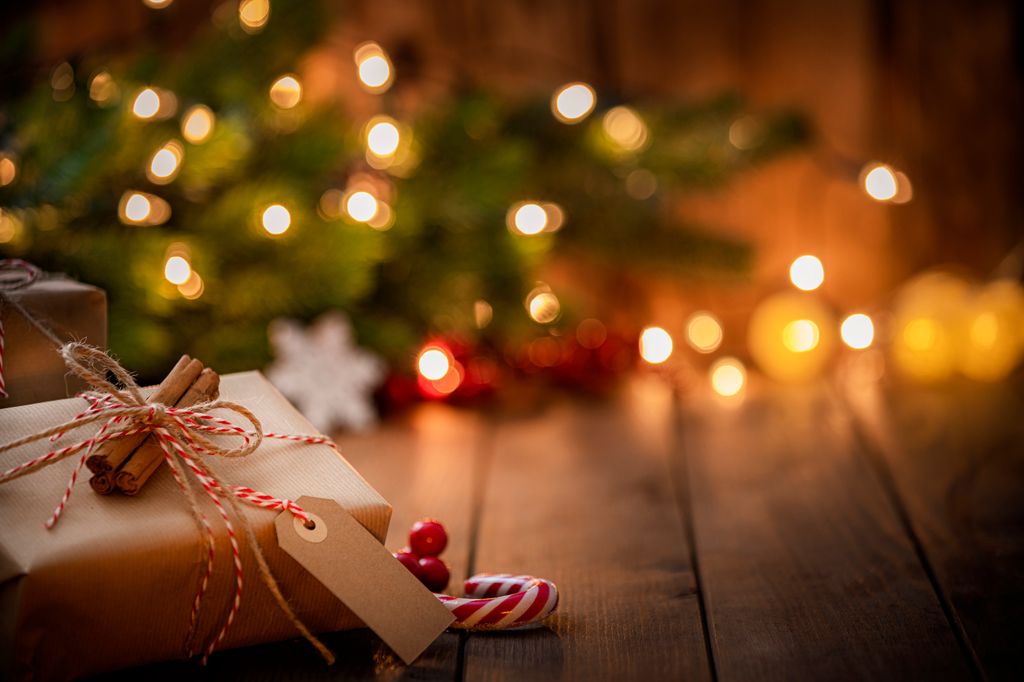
[
  {"left": 0, "top": 258, "right": 42, "bottom": 399},
  {"left": 0, "top": 342, "right": 338, "bottom": 664},
  {"left": 436, "top": 573, "right": 559, "bottom": 630}
]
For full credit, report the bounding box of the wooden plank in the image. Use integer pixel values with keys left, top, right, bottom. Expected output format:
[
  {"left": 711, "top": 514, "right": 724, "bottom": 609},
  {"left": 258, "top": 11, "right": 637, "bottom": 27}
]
[
  {"left": 844, "top": 372, "right": 1024, "bottom": 680},
  {"left": 679, "top": 380, "right": 973, "bottom": 681},
  {"left": 94, "top": 403, "right": 486, "bottom": 681},
  {"left": 463, "top": 376, "right": 712, "bottom": 681}
]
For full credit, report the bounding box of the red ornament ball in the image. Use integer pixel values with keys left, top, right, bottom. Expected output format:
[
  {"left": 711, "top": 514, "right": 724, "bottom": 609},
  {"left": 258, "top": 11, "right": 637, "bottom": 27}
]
[
  {"left": 394, "top": 549, "right": 421, "bottom": 578},
  {"left": 409, "top": 519, "right": 448, "bottom": 557},
  {"left": 417, "top": 556, "right": 450, "bottom": 592}
]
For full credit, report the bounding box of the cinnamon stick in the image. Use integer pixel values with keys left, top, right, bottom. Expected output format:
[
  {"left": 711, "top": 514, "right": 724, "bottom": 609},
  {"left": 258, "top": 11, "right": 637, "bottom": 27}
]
[
  {"left": 115, "top": 368, "right": 220, "bottom": 496},
  {"left": 88, "top": 472, "right": 116, "bottom": 495},
  {"left": 84, "top": 355, "right": 203, "bottom": 475}
]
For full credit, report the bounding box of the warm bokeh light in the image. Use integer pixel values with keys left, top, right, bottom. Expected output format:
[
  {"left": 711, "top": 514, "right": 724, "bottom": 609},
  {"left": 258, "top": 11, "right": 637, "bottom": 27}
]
[
  {"left": 261, "top": 204, "right": 291, "bottom": 235},
  {"left": 181, "top": 105, "right": 215, "bottom": 144},
  {"left": 639, "top": 326, "right": 674, "bottom": 364},
  {"left": 0, "top": 154, "right": 16, "bottom": 187},
  {"left": 602, "top": 106, "right": 648, "bottom": 152},
  {"left": 417, "top": 347, "right": 452, "bottom": 381},
  {"left": 890, "top": 271, "right": 966, "bottom": 383},
  {"left": 552, "top": 82, "right": 596, "bottom": 123},
  {"left": 0, "top": 208, "right": 21, "bottom": 244},
  {"left": 527, "top": 287, "right": 560, "bottom": 324},
  {"left": 862, "top": 163, "right": 898, "bottom": 201},
  {"left": 625, "top": 169, "right": 657, "bottom": 200},
  {"left": 88, "top": 71, "right": 119, "bottom": 105},
  {"left": 269, "top": 75, "right": 302, "bottom": 109},
  {"left": 354, "top": 42, "right": 393, "bottom": 92},
  {"left": 710, "top": 357, "right": 746, "bottom": 397},
  {"left": 163, "top": 256, "right": 192, "bottom": 285},
  {"left": 782, "top": 319, "right": 820, "bottom": 352},
  {"left": 367, "top": 201, "right": 394, "bottom": 230},
  {"left": 143, "top": 0, "right": 174, "bottom": 8},
  {"left": 118, "top": 191, "right": 171, "bottom": 226},
  {"left": 840, "top": 314, "right": 875, "bottom": 349},
  {"left": 146, "top": 141, "right": 184, "bottom": 184},
  {"left": 957, "top": 280, "right": 1024, "bottom": 381},
  {"left": 132, "top": 88, "right": 161, "bottom": 119},
  {"left": 177, "top": 272, "right": 204, "bottom": 300},
  {"left": 728, "top": 116, "right": 762, "bottom": 150},
  {"left": 239, "top": 0, "right": 270, "bottom": 32},
  {"left": 510, "top": 202, "right": 547, "bottom": 235},
  {"left": 365, "top": 117, "right": 400, "bottom": 157},
  {"left": 345, "top": 190, "right": 379, "bottom": 223},
  {"left": 542, "top": 203, "right": 565, "bottom": 232},
  {"left": 474, "top": 300, "right": 493, "bottom": 329},
  {"left": 789, "top": 255, "right": 825, "bottom": 291},
  {"left": 748, "top": 292, "right": 836, "bottom": 381},
  {"left": 577, "top": 318, "right": 607, "bottom": 349},
  {"left": 685, "top": 312, "right": 723, "bottom": 353}
]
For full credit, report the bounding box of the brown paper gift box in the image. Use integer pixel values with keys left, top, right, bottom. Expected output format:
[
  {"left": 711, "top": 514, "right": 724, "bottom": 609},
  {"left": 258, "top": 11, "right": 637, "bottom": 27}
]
[
  {"left": 0, "top": 371, "right": 392, "bottom": 681},
  {"left": 0, "top": 276, "right": 107, "bottom": 408}
]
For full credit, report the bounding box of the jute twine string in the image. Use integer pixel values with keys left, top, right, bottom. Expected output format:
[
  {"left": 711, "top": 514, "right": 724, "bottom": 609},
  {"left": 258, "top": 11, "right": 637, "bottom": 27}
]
[{"left": 0, "top": 340, "right": 337, "bottom": 665}]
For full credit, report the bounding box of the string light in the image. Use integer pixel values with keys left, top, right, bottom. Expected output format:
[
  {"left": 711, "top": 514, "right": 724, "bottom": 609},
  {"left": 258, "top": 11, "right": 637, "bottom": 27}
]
[
  {"left": 181, "top": 105, "right": 215, "bottom": 144},
  {"left": 0, "top": 209, "right": 22, "bottom": 244},
  {"left": 50, "top": 62, "right": 75, "bottom": 101},
  {"left": 782, "top": 319, "right": 820, "bottom": 352},
  {"left": 552, "top": 82, "right": 596, "bottom": 123},
  {"left": 88, "top": 71, "right": 119, "bottom": 106},
  {"left": 345, "top": 190, "right": 379, "bottom": 223},
  {"left": 177, "top": 271, "right": 204, "bottom": 300},
  {"left": 163, "top": 256, "right": 192, "bottom": 285},
  {"left": 840, "top": 314, "right": 874, "bottom": 349},
  {"left": 261, "top": 204, "right": 291, "bottom": 235},
  {"left": 143, "top": 0, "right": 174, "bottom": 8},
  {"left": 269, "top": 75, "right": 302, "bottom": 109},
  {"left": 238, "top": 0, "right": 270, "bottom": 32},
  {"left": 789, "top": 255, "right": 824, "bottom": 291},
  {"left": 0, "top": 154, "right": 16, "bottom": 187},
  {"left": 365, "top": 117, "right": 400, "bottom": 158},
  {"left": 146, "top": 140, "right": 184, "bottom": 184},
  {"left": 508, "top": 202, "right": 547, "bottom": 235},
  {"left": 354, "top": 42, "right": 393, "bottom": 93},
  {"left": 862, "top": 163, "right": 899, "bottom": 201},
  {"left": 417, "top": 346, "right": 451, "bottom": 381},
  {"left": 710, "top": 357, "right": 746, "bottom": 397},
  {"left": 526, "top": 285, "right": 560, "bottom": 324},
  {"left": 474, "top": 300, "right": 493, "bottom": 329},
  {"left": 685, "top": 312, "right": 723, "bottom": 353},
  {"left": 132, "top": 88, "right": 161, "bottom": 119},
  {"left": 118, "top": 191, "right": 170, "bottom": 226},
  {"left": 602, "top": 106, "right": 648, "bottom": 152},
  {"left": 367, "top": 201, "right": 394, "bottom": 230},
  {"left": 639, "top": 326, "right": 673, "bottom": 364}
]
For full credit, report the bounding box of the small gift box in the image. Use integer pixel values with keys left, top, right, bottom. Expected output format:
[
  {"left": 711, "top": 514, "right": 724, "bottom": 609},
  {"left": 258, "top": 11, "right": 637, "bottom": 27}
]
[
  {"left": 0, "top": 261, "right": 107, "bottom": 408},
  {"left": 0, "top": 365, "right": 450, "bottom": 681}
]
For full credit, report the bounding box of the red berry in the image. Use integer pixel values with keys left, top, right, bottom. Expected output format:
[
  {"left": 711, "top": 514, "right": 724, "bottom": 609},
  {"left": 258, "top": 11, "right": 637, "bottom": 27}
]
[
  {"left": 409, "top": 519, "right": 448, "bottom": 557},
  {"left": 394, "top": 550, "right": 422, "bottom": 578},
  {"left": 417, "top": 556, "right": 450, "bottom": 592}
]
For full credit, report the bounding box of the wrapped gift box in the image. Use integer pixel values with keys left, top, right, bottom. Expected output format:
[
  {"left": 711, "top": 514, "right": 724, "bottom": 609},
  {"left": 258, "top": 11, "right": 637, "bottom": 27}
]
[
  {"left": 0, "top": 371, "right": 427, "bottom": 680},
  {"left": 0, "top": 275, "right": 107, "bottom": 408}
]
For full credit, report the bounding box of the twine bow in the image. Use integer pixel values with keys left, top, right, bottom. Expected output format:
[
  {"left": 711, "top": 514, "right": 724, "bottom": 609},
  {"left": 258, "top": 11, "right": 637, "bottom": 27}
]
[
  {"left": 0, "top": 258, "right": 43, "bottom": 398},
  {"left": 0, "top": 342, "right": 336, "bottom": 664}
]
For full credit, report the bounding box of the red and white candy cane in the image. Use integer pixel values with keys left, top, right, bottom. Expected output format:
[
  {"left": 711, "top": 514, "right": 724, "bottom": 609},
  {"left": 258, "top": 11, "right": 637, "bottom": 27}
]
[{"left": 436, "top": 573, "right": 559, "bottom": 630}]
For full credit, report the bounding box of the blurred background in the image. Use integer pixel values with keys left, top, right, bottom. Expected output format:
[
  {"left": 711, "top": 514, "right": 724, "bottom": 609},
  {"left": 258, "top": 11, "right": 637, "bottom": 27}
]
[{"left": 1, "top": 0, "right": 1021, "bottom": 427}]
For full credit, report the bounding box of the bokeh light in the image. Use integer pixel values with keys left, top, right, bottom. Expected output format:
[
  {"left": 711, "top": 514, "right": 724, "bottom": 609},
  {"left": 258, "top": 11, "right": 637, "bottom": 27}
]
[
  {"left": 261, "top": 204, "right": 291, "bottom": 235},
  {"left": 552, "top": 82, "right": 596, "bottom": 123},
  {"left": 577, "top": 318, "right": 607, "bottom": 349},
  {"left": 366, "top": 117, "right": 400, "bottom": 157},
  {"left": 748, "top": 292, "right": 835, "bottom": 381},
  {"left": 789, "top": 255, "right": 825, "bottom": 291},
  {"left": 475, "top": 300, "right": 493, "bottom": 329},
  {"left": 862, "top": 163, "right": 898, "bottom": 201},
  {"left": 118, "top": 191, "right": 170, "bottom": 226},
  {"left": 177, "top": 271, "right": 205, "bottom": 300},
  {"left": 354, "top": 42, "right": 393, "bottom": 93},
  {"left": 781, "top": 319, "right": 820, "bottom": 353},
  {"left": 239, "top": 0, "right": 270, "bottom": 32},
  {"left": 710, "top": 357, "right": 746, "bottom": 397},
  {"left": 509, "top": 202, "right": 547, "bottom": 235},
  {"left": 269, "top": 75, "right": 302, "bottom": 109},
  {"left": 602, "top": 106, "right": 648, "bottom": 152},
  {"left": 181, "top": 105, "right": 215, "bottom": 144},
  {"left": 163, "top": 256, "right": 192, "bottom": 285},
  {"left": 890, "top": 271, "right": 966, "bottom": 383},
  {"left": 639, "top": 326, "right": 674, "bottom": 364},
  {"left": 418, "top": 347, "right": 452, "bottom": 381},
  {"left": 88, "top": 71, "right": 119, "bottom": 106},
  {"left": 957, "top": 280, "right": 1024, "bottom": 381},
  {"left": 0, "top": 154, "right": 16, "bottom": 187},
  {"left": 345, "top": 190, "right": 379, "bottom": 223},
  {"left": 146, "top": 140, "right": 184, "bottom": 184},
  {"left": 132, "top": 88, "right": 161, "bottom": 119},
  {"left": 840, "top": 313, "right": 875, "bottom": 349},
  {"left": 526, "top": 286, "right": 560, "bottom": 324},
  {"left": 685, "top": 312, "right": 723, "bottom": 353}
]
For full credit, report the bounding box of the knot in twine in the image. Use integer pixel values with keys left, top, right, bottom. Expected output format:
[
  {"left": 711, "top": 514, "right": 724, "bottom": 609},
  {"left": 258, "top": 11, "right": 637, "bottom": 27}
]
[
  {"left": 0, "top": 259, "right": 44, "bottom": 398},
  {"left": 0, "top": 342, "right": 336, "bottom": 665}
]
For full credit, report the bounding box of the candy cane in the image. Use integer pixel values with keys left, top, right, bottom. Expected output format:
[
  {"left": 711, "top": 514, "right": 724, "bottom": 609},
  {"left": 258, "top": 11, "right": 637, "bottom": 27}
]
[{"left": 435, "top": 573, "right": 559, "bottom": 630}]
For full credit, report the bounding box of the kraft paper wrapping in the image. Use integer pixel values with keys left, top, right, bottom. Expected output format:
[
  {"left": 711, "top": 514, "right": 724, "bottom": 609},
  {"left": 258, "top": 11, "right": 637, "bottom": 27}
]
[
  {"left": 0, "top": 276, "right": 107, "bottom": 409},
  {"left": 0, "top": 372, "right": 392, "bottom": 681}
]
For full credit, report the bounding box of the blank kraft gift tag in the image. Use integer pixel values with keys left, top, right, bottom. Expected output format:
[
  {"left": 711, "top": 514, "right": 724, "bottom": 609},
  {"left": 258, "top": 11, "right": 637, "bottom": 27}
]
[{"left": 275, "top": 496, "right": 454, "bottom": 664}]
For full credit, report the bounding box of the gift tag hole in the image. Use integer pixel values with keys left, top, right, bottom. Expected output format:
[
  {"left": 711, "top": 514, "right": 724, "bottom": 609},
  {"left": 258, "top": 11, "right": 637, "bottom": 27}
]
[{"left": 293, "top": 513, "right": 328, "bottom": 543}]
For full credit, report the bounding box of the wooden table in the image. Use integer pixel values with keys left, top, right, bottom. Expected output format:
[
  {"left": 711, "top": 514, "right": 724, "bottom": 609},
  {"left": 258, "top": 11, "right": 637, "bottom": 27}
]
[{"left": 101, "top": 363, "right": 1024, "bottom": 681}]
